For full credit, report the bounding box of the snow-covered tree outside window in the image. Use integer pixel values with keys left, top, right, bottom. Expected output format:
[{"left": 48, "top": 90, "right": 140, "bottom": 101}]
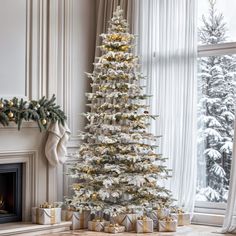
[{"left": 197, "top": 0, "right": 236, "bottom": 203}]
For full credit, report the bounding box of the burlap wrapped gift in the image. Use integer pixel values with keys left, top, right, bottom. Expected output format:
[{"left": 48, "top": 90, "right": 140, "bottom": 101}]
[
  {"left": 104, "top": 224, "right": 125, "bottom": 234},
  {"left": 147, "top": 208, "right": 170, "bottom": 229},
  {"left": 32, "top": 207, "right": 61, "bottom": 225},
  {"left": 61, "top": 210, "right": 90, "bottom": 229},
  {"left": 88, "top": 218, "right": 110, "bottom": 232},
  {"left": 158, "top": 217, "right": 177, "bottom": 232},
  {"left": 111, "top": 213, "right": 137, "bottom": 231},
  {"left": 136, "top": 216, "right": 153, "bottom": 233}
]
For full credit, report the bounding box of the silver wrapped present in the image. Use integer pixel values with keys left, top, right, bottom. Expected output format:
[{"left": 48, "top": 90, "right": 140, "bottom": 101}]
[
  {"left": 32, "top": 207, "right": 61, "bottom": 225},
  {"left": 111, "top": 213, "right": 137, "bottom": 232},
  {"left": 104, "top": 224, "right": 125, "bottom": 234},
  {"left": 170, "top": 209, "right": 191, "bottom": 226},
  {"left": 61, "top": 210, "right": 90, "bottom": 229},
  {"left": 136, "top": 216, "right": 153, "bottom": 233},
  {"left": 88, "top": 219, "right": 110, "bottom": 231},
  {"left": 147, "top": 208, "right": 170, "bottom": 229},
  {"left": 158, "top": 218, "right": 177, "bottom": 232}
]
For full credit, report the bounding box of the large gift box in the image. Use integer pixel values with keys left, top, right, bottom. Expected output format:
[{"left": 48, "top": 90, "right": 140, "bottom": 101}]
[
  {"left": 32, "top": 207, "right": 61, "bottom": 225},
  {"left": 62, "top": 210, "right": 90, "bottom": 229},
  {"left": 147, "top": 208, "right": 170, "bottom": 229},
  {"left": 111, "top": 213, "right": 137, "bottom": 232},
  {"left": 88, "top": 218, "right": 110, "bottom": 232},
  {"left": 171, "top": 210, "right": 190, "bottom": 226},
  {"left": 104, "top": 224, "right": 125, "bottom": 234},
  {"left": 136, "top": 216, "right": 153, "bottom": 233},
  {"left": 158, "top": 217, "right": 177, "bottom": 232}
]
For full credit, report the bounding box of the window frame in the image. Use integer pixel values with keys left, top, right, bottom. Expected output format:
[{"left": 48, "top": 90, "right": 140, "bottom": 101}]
[{"left": 195, "top": 41, "right": 236, "bottom": 215}]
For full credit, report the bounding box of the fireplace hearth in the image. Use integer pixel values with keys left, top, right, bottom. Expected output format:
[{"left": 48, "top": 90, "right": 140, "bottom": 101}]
[{"left": 0, "top": 163, "right": 22, "bottom": 224}]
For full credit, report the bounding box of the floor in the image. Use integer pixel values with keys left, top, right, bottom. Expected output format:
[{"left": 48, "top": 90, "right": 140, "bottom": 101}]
[{"left": 42, "top": 225, "right": 234, "bottom": 236}]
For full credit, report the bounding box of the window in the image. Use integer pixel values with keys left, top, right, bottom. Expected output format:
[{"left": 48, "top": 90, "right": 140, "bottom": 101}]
[{"left": 196, "top": 0, "right": 236, "bottom": 210}]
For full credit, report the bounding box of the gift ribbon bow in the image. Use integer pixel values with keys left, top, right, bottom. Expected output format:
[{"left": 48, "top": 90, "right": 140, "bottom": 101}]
[
  {"left": 39, "top": 202, "right": 54, "bottom": 208},
  {"left": 162, "top": 216, "right": 174, "bottom": 222},
  {"left": 92, "top": 217, "right": 104, "bottom": 222}
]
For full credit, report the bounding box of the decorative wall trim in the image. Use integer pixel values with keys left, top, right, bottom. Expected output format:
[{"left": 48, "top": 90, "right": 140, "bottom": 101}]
[{"left": 0, "top": 150, "right": 38, "bottom": 221}]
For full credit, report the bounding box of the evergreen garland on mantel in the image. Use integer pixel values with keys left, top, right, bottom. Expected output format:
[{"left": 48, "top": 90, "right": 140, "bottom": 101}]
[{"left": 0, "top": 95, "right": 66, "bottom": 131}]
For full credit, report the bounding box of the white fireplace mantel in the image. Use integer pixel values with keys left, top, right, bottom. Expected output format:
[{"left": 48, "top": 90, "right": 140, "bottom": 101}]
[{"left": 0, "top": 124, "right": 59, "bottom": 221}]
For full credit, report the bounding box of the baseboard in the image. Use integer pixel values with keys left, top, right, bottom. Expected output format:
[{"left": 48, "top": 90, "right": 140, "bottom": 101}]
[
  {"left": 192, "top": 212, "right": 224, "bottom": 227},
  {"left": 0, "top": 221, "right": 72, "bottom": 236}
]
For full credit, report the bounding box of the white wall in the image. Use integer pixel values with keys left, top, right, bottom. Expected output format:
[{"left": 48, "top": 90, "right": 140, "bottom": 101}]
[{"left": 0, "top": 0, "right": 96, "bottom": 202}]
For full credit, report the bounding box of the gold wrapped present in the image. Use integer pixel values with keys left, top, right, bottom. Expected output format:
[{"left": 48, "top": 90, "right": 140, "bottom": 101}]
[
  {"left": 147, "top": 208, "right": 170, "bottom": 229},
  {"left": 88, "top": 218, "right": 110, "bottom": 232},
  {"left": 32, "top": 207, "right": 61, "bottom": 225},
  {"left": 111, "top": 213, "right": 137, "bottom": 232},
  {"left": 136, "top": 216, "right": 153, "bottom": 233},
  {"left": 158, "top": 217, "right": 177, "bottom": 232},
  {"left": 62, "top": 210, "right": 90, "bottom": 229},
  {"left": 104, "top": 224, "right": 125, "bottom": 234}
]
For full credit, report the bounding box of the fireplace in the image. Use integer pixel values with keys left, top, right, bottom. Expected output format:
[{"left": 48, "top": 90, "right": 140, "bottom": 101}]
[{"left": 0, "top": 163, "right": 22, "bottom": 224}]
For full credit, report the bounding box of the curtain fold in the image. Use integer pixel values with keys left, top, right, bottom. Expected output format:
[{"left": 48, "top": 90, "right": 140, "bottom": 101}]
[
  {"left": 222, "top": 115, "right": 236, "bottom": 233},
  {"left": 137, "top": 0, "right": 198, "bottom": 213},
  {"left": 95, "top": 0, "right": 136, "bottom": 56}
]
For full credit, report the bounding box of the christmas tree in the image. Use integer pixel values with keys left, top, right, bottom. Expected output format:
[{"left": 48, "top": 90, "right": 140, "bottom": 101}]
[
  {"left": 68, "top": 6, "right": 173, "bottom": 215},
  {"left": 197, "top": 0, "right": 236, "bottom": 202}
]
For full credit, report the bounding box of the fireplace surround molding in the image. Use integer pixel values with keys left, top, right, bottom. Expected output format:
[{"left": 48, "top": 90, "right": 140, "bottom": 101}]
[{"left": 0, "top": 150, "right": 38, "bottom": 221}]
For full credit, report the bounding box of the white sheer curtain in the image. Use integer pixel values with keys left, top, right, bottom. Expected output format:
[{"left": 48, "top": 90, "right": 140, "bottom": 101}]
[
  {"left": 222, "top": 115, "right": 236, "bottom": 233},
  {"left": 136, "top": 0, "right": 197, "bottom": 212}
]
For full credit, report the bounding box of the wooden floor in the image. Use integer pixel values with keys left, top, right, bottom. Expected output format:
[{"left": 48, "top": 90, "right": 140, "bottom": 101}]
[{"left": 42, "top": 225, "right": 233, "bottom": 236}]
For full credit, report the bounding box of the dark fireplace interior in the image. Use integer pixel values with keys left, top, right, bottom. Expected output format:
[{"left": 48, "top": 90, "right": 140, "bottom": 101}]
[{"left": 0, "top": 163, "right": 22, "bottom": 224}]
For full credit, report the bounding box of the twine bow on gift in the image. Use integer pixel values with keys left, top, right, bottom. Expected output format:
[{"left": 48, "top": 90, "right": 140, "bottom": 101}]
[
  {"left": 39, "top": 202, "right": 54, "bottom": 208},
  {"left": 162, "top": 216, "right": 174, "bottom": 222},
  {"left": 93, "top": 217, "right": 104, "bottom": 222}
]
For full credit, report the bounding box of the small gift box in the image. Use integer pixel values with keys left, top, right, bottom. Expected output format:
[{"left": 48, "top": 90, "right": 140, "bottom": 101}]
[
  {"left": 32, "top": 203, "right": 61, "bottom": 225},
  {"left": 173, "top": 209, "right": 191, "bottom": 226},
  {"left": 88, "top": 218, "right": 110, "bottom": 232},
  {"left": 111, "top": 213, "right": 137, "bottom": 232},
  {"left": 136, "top": 216, "right": 153, "bottom": 233},
  {"left": 104, "top": 224, "right": 125, "bottom": 234},
  {"left": 62, "top": 209, "right": 90, "bottom": 229},
  {"left": 158, "top": 217, "right": 177, "bottom": 232},
  {"left": 147, "top": 208, "right": 170, "bottom": 229}
]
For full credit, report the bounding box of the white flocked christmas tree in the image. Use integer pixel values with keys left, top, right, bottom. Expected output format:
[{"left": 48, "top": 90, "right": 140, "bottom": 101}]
[{"left": 68, "top": 6, "right": 173, "bottom": 216}]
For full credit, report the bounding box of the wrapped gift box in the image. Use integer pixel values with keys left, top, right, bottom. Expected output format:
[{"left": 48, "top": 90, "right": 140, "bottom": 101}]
[
  {"left": 111, "top": 213, "right": 137, "bottom": 232},
  {"left": 177, "top": 212, "right": 191, "bottom": 226},
  {"left": 147, "top": 208, "right": 170, "bottom": 229},
  {"left": 136, "top": 216, "right": 153, "bottom": 233},
  {"left": 88, "top": 219, "right": 110, "bottom": 232},
  {"left": 32, "top": 207, "right": 61, "bottom": 225},
  {"left": 61, "top": 210, "right": 90, "bottom": 229},
  {"left": 170, "top": 209, "right": 191, "bottom": 226},
  {"left": 158, "top": 218, "right": 177, "bottom": 232},
  {"left": 104, "top": 224, "right": 125, "bottom": 234}
]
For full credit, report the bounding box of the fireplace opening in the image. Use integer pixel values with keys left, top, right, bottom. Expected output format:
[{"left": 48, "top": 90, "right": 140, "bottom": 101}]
[{"left": 0, "top": 163, "right": 22, "bottom": 224}]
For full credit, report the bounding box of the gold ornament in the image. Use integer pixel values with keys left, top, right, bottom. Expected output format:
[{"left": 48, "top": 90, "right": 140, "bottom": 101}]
[
  {"left": 8, "top": 111, "right": 14, "bottom": 118},
  {"left": 8, "top": 100, "right": 14, "bottom": 107},
  {"left": 41, "top": 119, "right": 47, "bottom": 125},
  {"left": 92, "top": 193, "right": 97, "bottom": 200},
  {"left": 0, "top": 102, "right": 4, "bottom": 109}
]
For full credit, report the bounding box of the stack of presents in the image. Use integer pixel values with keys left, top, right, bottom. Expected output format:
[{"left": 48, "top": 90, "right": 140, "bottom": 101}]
[{"left": 32, "top": 203, "right": 190, "bottom": 233}]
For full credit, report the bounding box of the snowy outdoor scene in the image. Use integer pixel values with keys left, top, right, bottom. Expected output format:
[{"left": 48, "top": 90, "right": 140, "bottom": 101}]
[{"left": 196, "top": 0, "right": 236, "bottom": 202}]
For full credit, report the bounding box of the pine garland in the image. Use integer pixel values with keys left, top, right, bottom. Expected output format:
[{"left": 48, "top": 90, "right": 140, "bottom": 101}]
[{"left": 0, "top": 95, "right": 66, "bottom": 131}]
